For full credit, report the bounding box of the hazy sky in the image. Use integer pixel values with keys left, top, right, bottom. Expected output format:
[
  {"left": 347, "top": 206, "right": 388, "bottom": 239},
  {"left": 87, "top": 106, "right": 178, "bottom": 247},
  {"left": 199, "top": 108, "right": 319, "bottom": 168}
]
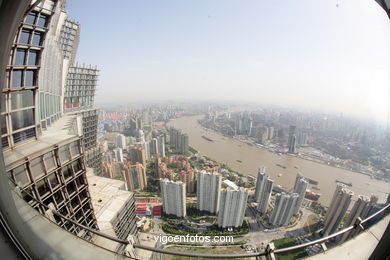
[{"left": 67, "top": 0, "right": 390, "bottom": 125}]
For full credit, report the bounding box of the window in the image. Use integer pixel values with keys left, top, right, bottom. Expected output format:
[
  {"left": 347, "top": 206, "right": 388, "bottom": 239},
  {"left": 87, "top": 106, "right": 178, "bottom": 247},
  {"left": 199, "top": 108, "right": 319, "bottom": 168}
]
[
  {"left": 76, "top": 175, "right": 85, "bottom": 187},
  {"left": 0, "top": 115, "right": 7, "bottom": 135},
  {"left": 58, "top": 206, "right": 68, "bottom": 216},
  {"left": 58, "top": 145, "right": 71, "bottom": 163},
  {"left": 27, "top": 50, "right": 39, "bottom": 66},
  {"left": 43, "top": 152, "right": 57, "bottom": 171},
  {"left": 66, "top": 181, "right": 77, "bottom": 195},
  {"left": 54, "top": 191, "right": 64, "bottom": 204},
  {"left": 11, "top": 90, "right": 34, "bottom": 110},
  {"left": 15, "top": 49, "right": 26, "bottom": 65},
  {"left": 11, "top": 109, "right": 34, "bottom": 131},
  {"left": 31, "top": 32, "right": 42, "bottom": 46},
  {"left": 40, "top": 93, "right": 45, "bottom": 121},
  {"left": 11, "top": 164, "right": 30, "bottom": 187},
  {"left": 72, "top": 159, "right": 82, "bottom": 174},
  {"left": 13, "top": 128, "right": 36, "bottom": 144},
  {"left": 25, "top": 70, "right": 36, "bottom": 86},
  {"left": 25, "top": 12, "right": 38, "bottom": 25},
  {"left": 29, "top": 156, "right": 45, "bottom": 179},
  {"left": 12, "top": 70, "right": 23, "bottom": 88},
  {"left": 36, "top": 179, "right": 50, "bottom": 197},
  {"left": 48, "top": 173, "right": 59, "bottom": 189},
  {"left": 1, "top": 137, "right": 8, "bottom": 148},
  {"left": 71, "top": 197, "right": 79, "bottom": 209},
  {"left": 37, "top": 14, "right": 48, "bottom": 27},
  {"left": 70, "top": 141, "right": 80, "bottom": 157},
  {"left": 62, "top": 165, "right": 73, "bottom": 180},
  {"left": 1, "top": 94, "right": 5, "bottom": 113},
  {"left": 19, "top": 30, "right": 31, "bottom": 44}
]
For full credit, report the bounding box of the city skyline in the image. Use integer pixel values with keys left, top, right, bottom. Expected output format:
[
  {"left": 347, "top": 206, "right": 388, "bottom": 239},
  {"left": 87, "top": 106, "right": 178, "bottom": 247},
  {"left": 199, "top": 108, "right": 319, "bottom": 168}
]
[{"left": 67, "top": 0, "right": 390, "bottom": 125}]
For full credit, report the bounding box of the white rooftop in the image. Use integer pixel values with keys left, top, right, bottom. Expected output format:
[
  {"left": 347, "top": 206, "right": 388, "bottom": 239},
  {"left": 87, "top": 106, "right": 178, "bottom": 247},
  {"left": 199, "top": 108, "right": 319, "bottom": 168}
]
[
  {"left": 222, "top": 179, "right": 239, "bottom": 191},
  {"left": 86, "top": 169, "right": 134, "bottom": 251}
]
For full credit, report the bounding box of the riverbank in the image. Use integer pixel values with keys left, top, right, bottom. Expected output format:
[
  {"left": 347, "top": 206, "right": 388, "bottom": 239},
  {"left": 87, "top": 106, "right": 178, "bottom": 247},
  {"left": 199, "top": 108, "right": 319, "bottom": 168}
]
[
  {"left": 167, "top": 115, "right": 390, "bottom": 207},
  {"left": 199, "top": 121, "right": 374, "bottom": 179}
]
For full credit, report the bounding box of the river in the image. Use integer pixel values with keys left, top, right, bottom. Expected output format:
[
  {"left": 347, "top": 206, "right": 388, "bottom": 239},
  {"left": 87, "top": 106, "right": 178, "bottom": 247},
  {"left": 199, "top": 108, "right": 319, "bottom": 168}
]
[{"left": 167, "top": 115, "right": 390, "bottom": 207}]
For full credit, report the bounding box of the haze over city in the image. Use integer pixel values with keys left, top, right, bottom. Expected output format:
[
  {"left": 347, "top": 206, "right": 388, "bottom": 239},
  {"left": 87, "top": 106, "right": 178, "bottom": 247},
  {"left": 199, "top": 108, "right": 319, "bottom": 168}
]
[{"left": 67, "top": 0, "right": 390, "bottom": 125}]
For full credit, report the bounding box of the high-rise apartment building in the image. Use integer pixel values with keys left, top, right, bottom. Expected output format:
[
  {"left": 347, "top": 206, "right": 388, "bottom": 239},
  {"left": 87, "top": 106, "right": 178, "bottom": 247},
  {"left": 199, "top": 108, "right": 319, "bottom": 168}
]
[
  {"left": 292, "top": 173, "right": 308, "bottom": 215},
  {"left": 157, "top": 134, "right": 166, "bottom": 158},
  {"left": 218, "top": 187, "right": 248, "bottom": 228},
  {"left": 2, "top": 0, "right": 98, "bottom": 238},
  {"left": 270, "top": 192, "right": 299, "bottom": 226},
  {"left": 254, "top": 166, "right": 274, "bottom": 214},
  {"left": 129, "top": 145, "right": 147, "bottom": 167},
  {"left": 113, "top": 148, "right": 124, "bottom": 163},
  {"left": 179, "top": 170, "right": 196, "bottom": 194},
  {"left": 169, "top": 127, "right": 189, "bottom": 155},
  {"left": 322, "top": 184, "right": 354, "bottom": 236},
  {"left": 340, "top": 195, "right": 372, "bottom": 243},
  {"left": 160, "top": 179, "right": 186, "bottom": 217},
  {"left": 122, "top": 163, "right": 147, "bottom": 191},
  {"left": 149, "top": 138, "right": 158, "bottom": 157},
  {"left": 288, "top": 125, "right": 297, "bottom": 153},
  {"left": 197, "top": 171, "right": 222, "bottom": 214},
  {"left": 116, "top": 134, "right": 126, "bottom": 150}
]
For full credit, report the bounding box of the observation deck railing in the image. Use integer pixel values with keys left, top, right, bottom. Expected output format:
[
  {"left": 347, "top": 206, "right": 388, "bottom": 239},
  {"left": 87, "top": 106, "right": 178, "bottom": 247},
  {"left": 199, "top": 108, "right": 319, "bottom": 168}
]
[{"left": 11, "top": 178, "right": 390, "bottom": 259}]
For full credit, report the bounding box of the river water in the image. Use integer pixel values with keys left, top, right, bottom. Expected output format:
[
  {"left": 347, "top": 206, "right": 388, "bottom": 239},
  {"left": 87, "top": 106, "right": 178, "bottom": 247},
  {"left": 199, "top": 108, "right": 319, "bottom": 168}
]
[{"left": 168, "top": 115, "right": 390, "bottom": 207}]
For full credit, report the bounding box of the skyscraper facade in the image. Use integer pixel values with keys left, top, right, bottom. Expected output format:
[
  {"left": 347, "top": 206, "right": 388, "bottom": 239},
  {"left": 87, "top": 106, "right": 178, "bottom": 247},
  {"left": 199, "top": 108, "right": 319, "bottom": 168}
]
[
  {"left": 270, "top": 192, "right": 299, "bottom": 226},
  {"left": 116, "top": 133, "right": 126, "bottom": 149},
  {"left": 122, "top": 163, "right": 147, "bottom": 191},
  {"left": 217, "top": 187, "right": 248, "bottom": 228},
  {"left": 169, "top": 127, "right": 189, "bottom": 155},
  {"left": 254, "top": 166, "right": 274, "bottom": 214},
  {"left": 157, "top": 134, "right": 166, "bottom": 158},
  {"left": 149, "top": 138, "right": 158, "bottom": 157},
  {"left": 197, "top": 170, "right": 222, "bottom": 214},
  {"left": 160, "top": 179, "right": 186, "bottom": 217},
  {"left": 340, "top": 195, "right": 372, "bottom": 242},
  {"left": 179, "top": 169, "right": 196, "bottom": 194},
  {"left": 113, "top": 148, "right": 124, "bottom": 163},
  {"left": 292, "top": 173, "right": 308, "bottom": 215},
  {"left": 322, "top": 184, "right": 354, "bottom": 236},
  {"left": 2, "top": 0, "right": 98, "bottom": 238},
  {"left": 129, "top": 145, "right": 147, "bottom": 166},
  {"left": 288, "top": 125, "right": 297, "bottom": 153}
]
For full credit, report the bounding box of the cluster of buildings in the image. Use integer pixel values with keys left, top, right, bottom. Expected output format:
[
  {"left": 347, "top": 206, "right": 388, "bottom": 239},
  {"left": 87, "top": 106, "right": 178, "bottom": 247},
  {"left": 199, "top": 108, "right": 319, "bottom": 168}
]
[
  {"left": 155, "top": 155, "right": 196, "bottom": 193},
  {"left": 253, "top": 167, "right": 308, "bottom": 226},
  {"left": 102, "top": 126, "right": 165, "bottom": 165},
  {"left": 203, "top": 108, "right": 389, "bottom": 180},
  {"left": 160, "top": 170, "right": 249, "bottom": 229},
  {"left": 101, "top": 161, "right": 147, "bottom": 191},
  {"left": 322, "top": 184, "right": 378, "bottom": 242}
]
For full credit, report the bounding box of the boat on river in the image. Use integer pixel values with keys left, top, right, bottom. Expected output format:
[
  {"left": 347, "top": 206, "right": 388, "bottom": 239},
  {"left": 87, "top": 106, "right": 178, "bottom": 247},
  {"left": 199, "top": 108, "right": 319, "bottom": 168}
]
[
  {"left": 336, "top": 179, "right": 352, "bottom": 187},
  {"left": 201, "top": 136, "right": 214, "bottom": 142}
]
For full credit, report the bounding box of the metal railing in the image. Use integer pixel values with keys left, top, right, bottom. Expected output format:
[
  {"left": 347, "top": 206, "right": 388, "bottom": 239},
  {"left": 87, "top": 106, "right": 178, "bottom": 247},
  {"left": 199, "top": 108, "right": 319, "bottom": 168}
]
[{"left": 11, "top": 179, "right": 390, "bottom": 259}]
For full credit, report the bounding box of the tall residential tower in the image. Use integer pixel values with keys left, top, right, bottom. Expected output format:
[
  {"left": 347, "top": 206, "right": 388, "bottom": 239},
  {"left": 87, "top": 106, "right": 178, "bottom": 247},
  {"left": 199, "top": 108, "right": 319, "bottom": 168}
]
[
  {"left": 322, "top": 184, "right": 354, "bottom": 236},
  {"left": 218, "top": 187, "right": 248, "bottom": 228},
  {"left": 197, "top": 170, "right": 222, "bottom": 214},
  {"left": 254, "top": 166, "right": 274, "bottom": 214},
  {"left": 160, "top": 179, "right": 186, "bottom": 217}
]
